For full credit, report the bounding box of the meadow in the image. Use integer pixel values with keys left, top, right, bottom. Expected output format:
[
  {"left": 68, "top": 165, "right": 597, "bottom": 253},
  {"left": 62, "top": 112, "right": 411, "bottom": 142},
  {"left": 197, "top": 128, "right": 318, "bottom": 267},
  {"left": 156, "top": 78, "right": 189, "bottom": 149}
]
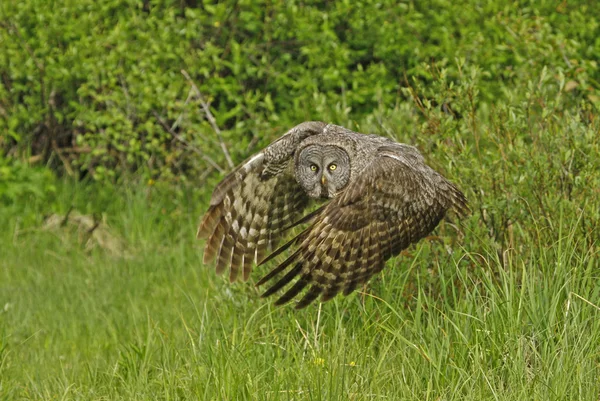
[{"left": 1, "top": 1, "right": 600, "bottom": 400}]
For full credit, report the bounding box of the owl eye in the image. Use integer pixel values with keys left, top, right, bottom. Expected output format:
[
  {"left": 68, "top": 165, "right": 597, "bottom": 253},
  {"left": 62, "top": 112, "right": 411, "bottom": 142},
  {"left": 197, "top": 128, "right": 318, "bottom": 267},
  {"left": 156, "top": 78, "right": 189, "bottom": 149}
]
[
  {"left": 310, "top": 164, "right": 319, "bottom": 172},
  {"left": 328, "top": 163, "right": 337, "bottom": 171}
]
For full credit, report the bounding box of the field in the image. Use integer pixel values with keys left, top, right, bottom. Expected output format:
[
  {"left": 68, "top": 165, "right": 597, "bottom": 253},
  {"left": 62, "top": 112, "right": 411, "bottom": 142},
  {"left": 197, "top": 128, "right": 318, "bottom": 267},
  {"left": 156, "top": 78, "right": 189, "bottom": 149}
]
[{"left": 1, "top": 1, "right": 600, "bottom": 400}]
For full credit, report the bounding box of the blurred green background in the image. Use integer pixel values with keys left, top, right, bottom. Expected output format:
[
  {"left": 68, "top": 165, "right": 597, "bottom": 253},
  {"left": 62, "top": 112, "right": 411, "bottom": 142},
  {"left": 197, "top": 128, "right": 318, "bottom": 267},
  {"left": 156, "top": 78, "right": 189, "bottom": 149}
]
[{"left": 1, "top": 1, "right": 599, "bottom": 399}]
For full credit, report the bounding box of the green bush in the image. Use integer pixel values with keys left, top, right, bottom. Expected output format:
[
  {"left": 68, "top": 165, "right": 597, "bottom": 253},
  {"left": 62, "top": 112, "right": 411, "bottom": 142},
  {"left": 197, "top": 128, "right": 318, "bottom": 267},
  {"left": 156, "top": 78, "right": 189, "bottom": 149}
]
[
  {"left": 1, "top": 0, "right": 598, "bottom": 182},
  {"left": 0, "top": 156, "right": 56, "bottom": 205},
  {"left": 2, "top": 2, "right": 600, "bottom": 398},
  {"left": 1, "top": 0, "right": 599, "bottom": 257}
]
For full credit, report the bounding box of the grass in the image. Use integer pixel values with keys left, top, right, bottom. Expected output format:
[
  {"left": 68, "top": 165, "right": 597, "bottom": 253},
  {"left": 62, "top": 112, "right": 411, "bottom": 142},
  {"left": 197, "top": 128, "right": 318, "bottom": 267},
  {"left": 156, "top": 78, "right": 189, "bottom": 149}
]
[
  {"left": 0, "top": 176, "right": 599, "bottom": 400},
  {"left": 2, "top": 1, "right": 600, "bottom": 399}
]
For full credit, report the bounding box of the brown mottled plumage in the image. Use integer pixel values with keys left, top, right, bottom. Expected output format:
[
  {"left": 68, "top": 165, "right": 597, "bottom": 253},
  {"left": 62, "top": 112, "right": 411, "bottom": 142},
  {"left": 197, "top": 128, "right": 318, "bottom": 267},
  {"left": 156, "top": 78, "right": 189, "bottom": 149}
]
[{"left": 198, "top": 122, "right": 469, "bottom": 309}]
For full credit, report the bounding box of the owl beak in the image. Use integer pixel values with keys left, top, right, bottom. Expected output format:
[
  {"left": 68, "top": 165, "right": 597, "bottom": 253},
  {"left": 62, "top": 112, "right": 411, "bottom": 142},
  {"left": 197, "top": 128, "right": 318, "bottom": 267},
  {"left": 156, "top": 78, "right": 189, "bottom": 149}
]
[{"left": 321, "top": 175, "right": 327, "bottom": 186}]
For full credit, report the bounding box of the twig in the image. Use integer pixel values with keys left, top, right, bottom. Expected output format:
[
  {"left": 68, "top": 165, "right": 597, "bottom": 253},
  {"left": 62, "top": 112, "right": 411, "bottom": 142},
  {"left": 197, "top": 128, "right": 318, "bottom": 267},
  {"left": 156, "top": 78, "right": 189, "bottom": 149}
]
[
  {"left": 181, "top": 69, "right": 235, "bottom": 169},
  {"left": 29, "top": 146, "right": 92, "bottom": 164},
  {"left": 61, "top": 207, "right": 73, "bottom": 227},
  {"left": 87, "top": 215, "right": 101, "bottom": 235},
  {"left": 152, "top": 110, "right": 224, "bottom": 174},
  {"left": 28, "top": 154, "right": 44, "bottom": 164},
  {"left": 51, "top": 140, "right": 75, "bottom": 176},
  {"left": 295, "top": 319, "right": 314, "bottom": 353},
  {"left": 57, "top": 146, "right": 92, "bottom": 154},
  {"left": 171, "top": 87, "right": 195, "bottom": 131},
  {"left": 246, "top": 135, "right": 259, "bottom": 152},
  {"left": 81, "top": 214, "right": 101, "bottom": 248},
  {"left": 571, "top": 292, "right": 600, "bottom": 312}
]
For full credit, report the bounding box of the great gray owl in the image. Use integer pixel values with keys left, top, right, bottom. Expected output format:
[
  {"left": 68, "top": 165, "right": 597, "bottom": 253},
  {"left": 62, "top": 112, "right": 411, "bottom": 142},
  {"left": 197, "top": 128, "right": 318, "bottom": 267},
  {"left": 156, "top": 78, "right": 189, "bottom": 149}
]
[{"left": 198, "top": 121, "right": 468, "bottom": 309}]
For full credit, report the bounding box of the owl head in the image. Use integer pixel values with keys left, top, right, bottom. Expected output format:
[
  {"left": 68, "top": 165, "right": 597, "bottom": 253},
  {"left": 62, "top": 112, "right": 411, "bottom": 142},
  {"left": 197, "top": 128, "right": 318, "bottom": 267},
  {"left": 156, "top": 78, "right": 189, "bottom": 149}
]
[{"left": 295, "top": 144, "right": 351, "bottom": 198}]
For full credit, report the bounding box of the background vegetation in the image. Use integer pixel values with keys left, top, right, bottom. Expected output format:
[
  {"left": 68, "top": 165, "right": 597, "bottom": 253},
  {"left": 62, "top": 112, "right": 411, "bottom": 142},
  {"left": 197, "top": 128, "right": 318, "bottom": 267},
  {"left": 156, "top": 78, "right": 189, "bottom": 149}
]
[{"left": 1, "top": 0, "right": 599, "bottom": 399}]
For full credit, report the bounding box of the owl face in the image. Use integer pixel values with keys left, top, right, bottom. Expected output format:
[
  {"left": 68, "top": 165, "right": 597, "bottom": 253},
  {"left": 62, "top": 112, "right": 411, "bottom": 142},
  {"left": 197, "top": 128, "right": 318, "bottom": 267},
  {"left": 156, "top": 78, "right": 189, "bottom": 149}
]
[{"left": 295, "top": 144, "right": 351, "bottom": 198}]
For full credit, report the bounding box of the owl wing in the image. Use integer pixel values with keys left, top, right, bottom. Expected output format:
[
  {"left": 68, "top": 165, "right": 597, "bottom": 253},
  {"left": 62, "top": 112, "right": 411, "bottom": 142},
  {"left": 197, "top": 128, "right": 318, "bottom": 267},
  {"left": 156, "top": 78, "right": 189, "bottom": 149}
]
[
  {"left": 198, "top": 121, "right": 327, "bottom": 282},
  {"left": 256, "top": 144, "right": 469, "bottom": 309}
]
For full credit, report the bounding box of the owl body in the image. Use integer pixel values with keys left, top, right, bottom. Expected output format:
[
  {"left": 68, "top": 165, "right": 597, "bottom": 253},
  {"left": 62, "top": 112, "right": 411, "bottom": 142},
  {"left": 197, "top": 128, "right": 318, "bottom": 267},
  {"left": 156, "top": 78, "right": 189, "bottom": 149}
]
[{"left": 198, "top": 122, "right": 468, "bottom": 309}]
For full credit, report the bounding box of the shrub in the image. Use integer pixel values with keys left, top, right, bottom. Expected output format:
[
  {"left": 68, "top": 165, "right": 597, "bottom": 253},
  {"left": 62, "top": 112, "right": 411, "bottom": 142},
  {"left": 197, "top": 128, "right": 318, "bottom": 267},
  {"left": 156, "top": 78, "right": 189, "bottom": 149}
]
[
  {"left": 1, "top": 0, "right": 598, "bottom": 182},
  {"left": 0, "top": 156, "right": 56, "bottom": 205}
]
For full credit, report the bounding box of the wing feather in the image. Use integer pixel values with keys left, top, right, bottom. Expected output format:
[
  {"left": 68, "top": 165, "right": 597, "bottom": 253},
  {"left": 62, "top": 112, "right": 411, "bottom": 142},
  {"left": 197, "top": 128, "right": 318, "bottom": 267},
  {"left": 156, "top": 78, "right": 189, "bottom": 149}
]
[
  {"left": 257, "top": 146, "right": 468, "bottom": 308},
  {"left": 198, "top": 122, "right": 328, "bottom": 281}
]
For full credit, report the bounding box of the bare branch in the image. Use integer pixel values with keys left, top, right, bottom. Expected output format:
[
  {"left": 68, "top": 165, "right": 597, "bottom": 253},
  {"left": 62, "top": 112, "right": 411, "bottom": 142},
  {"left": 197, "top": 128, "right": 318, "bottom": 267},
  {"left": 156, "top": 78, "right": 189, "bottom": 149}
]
[
  {"left": 181, "top": 69, "right": 235, "bottom": 169},
  {"left": 28, "top": 154, "right": 44, "bottom": 164},
  {"left": 51, "top": 140, "right": 75, "bottom": 177},
  {"left": 152, "top": 110, "right": 224, "bottom": 174},
  {"left": 171, "top": 87, "right": 194, "bottom": 132}
]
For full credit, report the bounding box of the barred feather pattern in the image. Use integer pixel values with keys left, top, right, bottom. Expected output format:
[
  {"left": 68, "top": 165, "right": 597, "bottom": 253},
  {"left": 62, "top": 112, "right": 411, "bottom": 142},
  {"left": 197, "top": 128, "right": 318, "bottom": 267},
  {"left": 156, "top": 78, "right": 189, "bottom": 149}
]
[
  {"left": 198, "top": 155, "right": 309, "bottom": 282},
  {"left": 256, "top": 150, "right": 469, "bottom": 309}
]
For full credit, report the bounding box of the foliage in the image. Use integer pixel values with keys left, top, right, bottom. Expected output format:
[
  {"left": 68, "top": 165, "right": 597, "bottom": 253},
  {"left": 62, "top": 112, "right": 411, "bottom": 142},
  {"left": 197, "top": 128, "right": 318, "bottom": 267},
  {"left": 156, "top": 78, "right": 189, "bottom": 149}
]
[
  {"left": 0, "top": 156, "right": 55, "bottom": 206},
  {"left": 1, "top": 0, "right": 600, "bottom": 399},
  {"left": 1, "top": 0, "right": 599, "bottom": 181},
  {"left": 1, "top": 182, "right": 599, "bottom": 400}
]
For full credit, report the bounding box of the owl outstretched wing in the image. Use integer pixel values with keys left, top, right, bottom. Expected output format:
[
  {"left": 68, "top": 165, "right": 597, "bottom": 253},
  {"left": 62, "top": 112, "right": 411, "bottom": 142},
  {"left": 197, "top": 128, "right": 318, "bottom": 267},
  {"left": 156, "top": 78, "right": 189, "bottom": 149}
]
[
  {"left": 256, "top": 144, "right": 469, "bottom": 308},
  {"left": 198, "top": 121, "right": 327, "bottom": 282}
]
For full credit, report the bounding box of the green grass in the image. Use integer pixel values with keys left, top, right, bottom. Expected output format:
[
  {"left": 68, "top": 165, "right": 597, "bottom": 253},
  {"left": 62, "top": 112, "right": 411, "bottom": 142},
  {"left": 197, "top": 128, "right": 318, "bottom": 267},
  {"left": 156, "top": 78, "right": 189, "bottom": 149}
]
[
  {"left": 2, "top": 1, "right": 600, "bottom": 399},
  {"left": 1, "top": 179, "right": 599, "bottom": 400}
]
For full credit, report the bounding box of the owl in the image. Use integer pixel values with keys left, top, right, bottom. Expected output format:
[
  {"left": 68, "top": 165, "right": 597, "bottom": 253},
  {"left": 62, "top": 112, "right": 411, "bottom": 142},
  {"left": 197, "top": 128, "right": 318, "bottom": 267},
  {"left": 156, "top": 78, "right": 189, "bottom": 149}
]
[{"left": 198, "top": 122, "right": 468, "bottom": 309}]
